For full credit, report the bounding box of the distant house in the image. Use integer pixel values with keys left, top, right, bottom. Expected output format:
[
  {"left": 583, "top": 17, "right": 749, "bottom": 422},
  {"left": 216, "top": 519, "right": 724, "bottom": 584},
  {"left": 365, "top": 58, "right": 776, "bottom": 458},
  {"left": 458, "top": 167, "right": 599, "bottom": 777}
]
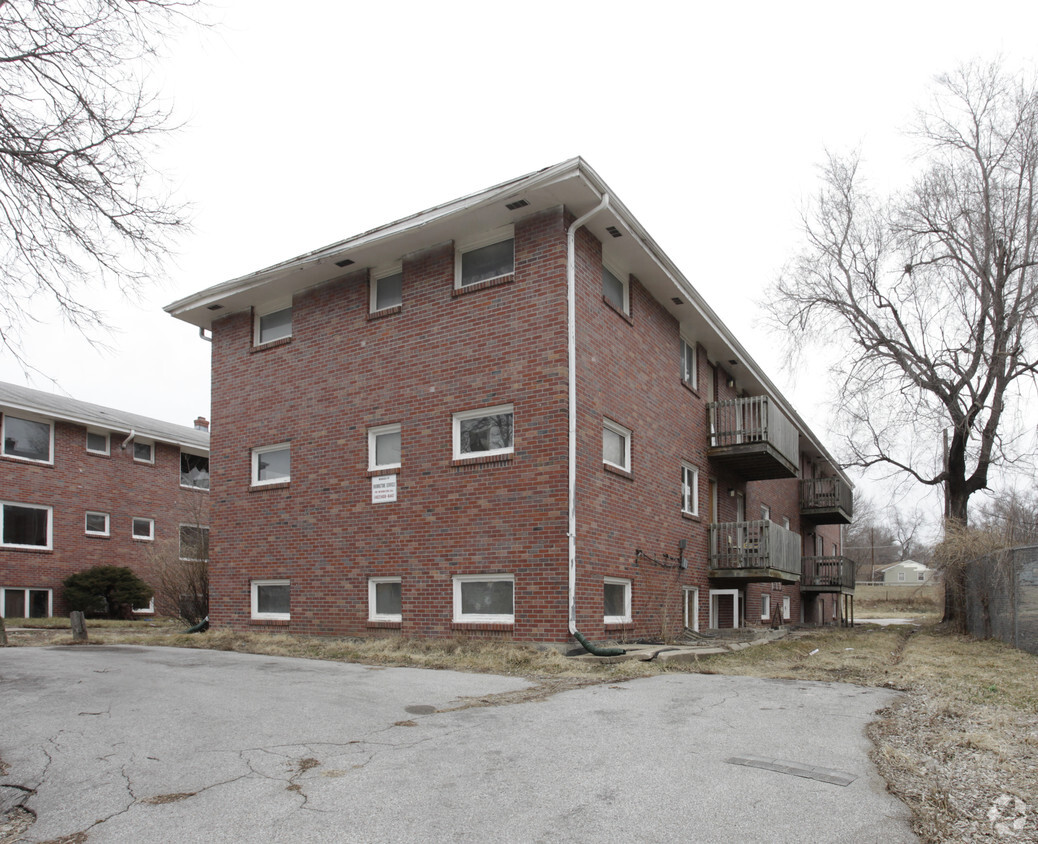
[
  {"left": 880, "top": 560, "right": 934, "bottom": 584},
  {"left": 0, "top": 382, "right": 210, "bottom": 618}
]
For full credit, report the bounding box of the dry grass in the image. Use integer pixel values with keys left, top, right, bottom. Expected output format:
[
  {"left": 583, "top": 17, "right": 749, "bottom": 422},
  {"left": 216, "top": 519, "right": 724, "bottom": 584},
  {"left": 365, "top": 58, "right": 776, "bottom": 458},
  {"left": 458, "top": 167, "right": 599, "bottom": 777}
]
[{"left": 5, "top": 617, "right": 1036, "bottom": 841}]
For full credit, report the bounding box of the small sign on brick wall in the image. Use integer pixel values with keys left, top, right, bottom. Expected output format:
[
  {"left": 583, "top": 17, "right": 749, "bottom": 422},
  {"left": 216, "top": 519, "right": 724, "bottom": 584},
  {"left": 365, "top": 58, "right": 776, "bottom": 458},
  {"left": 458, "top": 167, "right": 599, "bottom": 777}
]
[{"left": 372, "top": 474, "right": 397, "bottom": 504}]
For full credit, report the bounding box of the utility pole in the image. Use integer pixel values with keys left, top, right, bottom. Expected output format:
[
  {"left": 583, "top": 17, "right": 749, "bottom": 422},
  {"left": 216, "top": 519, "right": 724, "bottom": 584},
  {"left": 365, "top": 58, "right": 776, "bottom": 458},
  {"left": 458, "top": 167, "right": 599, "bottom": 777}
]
[{"left": 870, "top": 526, "right": 876, "bottom": 582}]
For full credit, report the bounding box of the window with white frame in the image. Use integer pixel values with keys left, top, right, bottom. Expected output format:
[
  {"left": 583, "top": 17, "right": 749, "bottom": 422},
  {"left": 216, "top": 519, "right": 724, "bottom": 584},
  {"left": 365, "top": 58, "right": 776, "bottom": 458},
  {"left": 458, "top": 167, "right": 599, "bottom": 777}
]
[
  {"left": 85, "top": 511, "right": 110, "bottom": 537},
  {"left": 602, "top": 263, "right": 629, "bottom": 314},
  {"left": 252, "top": 579, "right": 290, "bottom": 620},
  {"left": 681, "top": 337, "right": 697, "bottom": 388},
  {"left": 181, "top": 452, "right": 210, "bottom": 489},
  {"left": 2, "top": 414, "right": 53, "bottom": 463},
  {"left": 179, "top": 525, "right": 209, "bottom": 561},
  {"left": 453, "top": 406, "right": 513, "bottom": 460},
  {"left": 252, "top": 443, "right": 290, "bottom": 485},
  {"left": 603, "top": 578, "right": 631, "bottom": 624},
  {"left": 368, "top": 424, "right": 402, "bottom": 470},
  {"left": 897, "top": 571, "right": 906, "bottom": 582},
  {"left": 602, "top": 418, "right": 631, "bottom": 472},
  {"left": 782, "top": 516, "right": 790, "bottom": 530},
  {"left": 760, "top": 593, "right": 771, "bottom": 620},
  {"left": 1, "top": 502, "right": 52, "bottom": 549},
  {"left": 782, "top": 595, "right": 791, "bottom": 620},
  {"left": 681, "top": 463, "right": 699, "bottom": 515},
  {"left": 133, "top": 598, "right": 155, "bottom": 614},
  {"left": 133, "top": 440, "right": 154, "bottom": 463},
  {"left": 254, "top": 301, "right": 292, "bottom": 345},
  {"left": 918, "top": 573, "right": 925, "bottom": 581},
  {"left": 369, "top": 577, "right": 402, "bottom": 622},
  {"left": 453, "top": 574, "right": 514, "bottom": 623},
  {"left": 86, "top": 430, "right": 110, "bottom": 455},
  {"left": 1, "top": 587, "right": 52, "bottom": 618},
  {"left": 131, "top": 517, "right": 154, "bottom": 541},
  {"left": 761, "top": 504, "right": 771, "bottom": 521},
  {"left": 456, "top": 228, "right": 514, "bottom": 288},
  {"left": 371, "top": 268, "right": 403, "bottom": 312}
]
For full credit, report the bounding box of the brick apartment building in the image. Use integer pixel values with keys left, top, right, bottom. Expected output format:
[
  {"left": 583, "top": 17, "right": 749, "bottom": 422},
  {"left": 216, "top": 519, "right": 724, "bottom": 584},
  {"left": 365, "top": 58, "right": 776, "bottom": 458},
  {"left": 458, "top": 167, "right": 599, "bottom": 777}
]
[
  {"left": 166, "top": 158, "right": 854, "bottom": 643},
  {"left": 0, "top": 382, "right": 210, "bottom": 618}
]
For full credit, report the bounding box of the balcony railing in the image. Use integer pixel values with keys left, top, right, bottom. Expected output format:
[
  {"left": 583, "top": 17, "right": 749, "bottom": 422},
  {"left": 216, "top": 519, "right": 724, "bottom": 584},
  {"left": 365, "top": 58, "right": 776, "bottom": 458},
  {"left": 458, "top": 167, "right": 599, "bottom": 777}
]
[
  {"left": 800, "top": 477, "right": 854, "bottom": 524},
  {"left": 707, "top": 397, "right": 799, "bottom": 480},
  {"left": 801, "top": 556, "right": 856, "bottom": 591},
  {"left": 709, "top": 519, "right": 802, "bottom": 580}
]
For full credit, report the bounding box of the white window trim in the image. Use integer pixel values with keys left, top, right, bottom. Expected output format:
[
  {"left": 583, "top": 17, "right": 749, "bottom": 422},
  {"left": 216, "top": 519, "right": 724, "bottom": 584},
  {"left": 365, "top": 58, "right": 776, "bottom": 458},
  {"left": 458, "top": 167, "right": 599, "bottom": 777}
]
[
  {"left": 602, "top": 418, "right": 632, "bottom": 472},
  {"left": 370, "top": 265, "right": 403, "bottom": 313},
  {"left": 782, "top": 595, "right": 791, "bottom": 621},
  {"left": 1, "top": 412, "right": 54, "bottom": 465},
  {"left": 454, "top": 225, "right": 515, "bottom": 289},
  {"left": 897, "top": 571, "right": 906, "bottom": 582},
  {"left": 0, "top": 501, "right": 53, "bottom": 550},
  {"left": 603, "top": 577, "right": 632, "bottom": 624},
  {"left": 251, "top": 579, "right": 290, "bottom": 621},
  {"left": 131, "top": 517, "right": 154, "bottom": 541},
  {"left": 0, "top": 587, "right": 53, "bottom": 619},
  {"left": 86, "top": 429, "right": 110, "bottom": 456},
  {"left": 368, "top": 576, "right": 402, "bottom": 622},
  {"left": 602, "top": 259, "right": 630, "bottom": 315},
  {"left": 681, "top": 462, "right": 699, "bottom": 515},
  {"left": 178, "top": 524, "right": 209, "bottom": 561},
  {"left": 252, "top": 443, "right": 291, "bottom": 486},
  {"left": 368, "top": 424, "right": 402, "bottom": 471},
  {"left": 85, "top": 511, "right": 110, "bottom": 537},
  {"left": 681, "top": 336, "right": 698, "bottom": 389},
  {"left": 761, "top": 505, "right": 771, "bottom": 522},
  {"left": 133, "top": 439, "right": 155, "bottom": 464},
  {"left": 452, "top": 574, "right": 515, "bottom": 624},
  {"left": 133, "top": 598, "right": 155, "bottom": 614},
  {"left": 253, "top": 297, "right": 293, "bottom": 346},
  {"left": 452, "top": 405, "right": 514, "bottom": 460},
  {"left": 761, "top": 593, "right": 771, "bottom": 620}
]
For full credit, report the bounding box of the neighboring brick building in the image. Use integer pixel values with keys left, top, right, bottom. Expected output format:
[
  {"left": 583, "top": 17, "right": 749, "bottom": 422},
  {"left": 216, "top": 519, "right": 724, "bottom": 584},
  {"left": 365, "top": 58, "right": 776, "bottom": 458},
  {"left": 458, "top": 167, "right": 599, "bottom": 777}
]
[
  {"left": 166, "top": 158, "right": 853, "bottom": 643},
  {"left": 0, "top": 382, "right": 210, "bottom": 618}
]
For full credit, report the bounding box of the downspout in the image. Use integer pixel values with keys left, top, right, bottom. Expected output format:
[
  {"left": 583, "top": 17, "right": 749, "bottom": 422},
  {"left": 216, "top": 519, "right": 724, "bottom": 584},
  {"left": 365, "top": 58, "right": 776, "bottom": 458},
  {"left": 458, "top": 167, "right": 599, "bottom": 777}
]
[
  {"left": 120, "top": 429, "right": 137, "bottom": 450},
  {"left": 568, "top": 192, "right": 625, "bottom": 656}
]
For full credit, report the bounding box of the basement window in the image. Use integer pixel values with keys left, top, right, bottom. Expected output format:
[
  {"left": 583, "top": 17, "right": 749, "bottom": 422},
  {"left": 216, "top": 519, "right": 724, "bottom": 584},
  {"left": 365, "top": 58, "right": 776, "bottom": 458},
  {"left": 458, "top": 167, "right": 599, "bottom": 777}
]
[
  {"left": 369, "top": 577, "right": 402, "bottom": 622},
  {"left": 453, "top": 574, "right": 514, "bottom": 623},
  {"left": 761, "top": 594, "right": 771, "bottom": 620},
  {"left": 1, "top": 587, "right": 52, "bottom": 618},
  {"left": 252, "top": 579, "right": 290, "bottom": 620},
  {"left": 603, "top": 578, "right": 631, "bottom": 624}
]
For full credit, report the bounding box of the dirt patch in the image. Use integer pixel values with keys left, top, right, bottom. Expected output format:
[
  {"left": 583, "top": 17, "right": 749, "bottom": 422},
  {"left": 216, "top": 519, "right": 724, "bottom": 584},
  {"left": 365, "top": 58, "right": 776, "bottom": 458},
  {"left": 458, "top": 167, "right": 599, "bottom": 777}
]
[{"left": 0, "top": 806, "right": 35, "bottom": 844}]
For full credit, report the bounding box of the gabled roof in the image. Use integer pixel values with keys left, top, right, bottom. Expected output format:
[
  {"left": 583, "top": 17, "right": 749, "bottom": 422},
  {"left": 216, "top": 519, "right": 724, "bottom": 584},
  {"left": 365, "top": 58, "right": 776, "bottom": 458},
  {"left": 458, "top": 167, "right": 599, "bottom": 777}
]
[
  {"left": 166, "top": 157, "right": 847, "bottom": 484},
  {"left": 879, "top": 560, "right": 929, "bottom": 572},
  {"left": 0, "top": 381, "right": 209, "bottom": 453}
]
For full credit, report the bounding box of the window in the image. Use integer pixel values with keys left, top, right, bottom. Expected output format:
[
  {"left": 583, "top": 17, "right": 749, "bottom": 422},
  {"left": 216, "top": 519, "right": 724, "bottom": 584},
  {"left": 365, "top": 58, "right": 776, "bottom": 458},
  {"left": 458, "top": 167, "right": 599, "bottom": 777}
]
[
  {"left": 1, "top": 502, "right": 52, "bottom": 549},
  {"left": 2, "top": 414, "right": 52, "bottom": 463},
  {"left": 252, "top": 443, "right": 290, "bottom": 485},
  {"left": 782, "top": 516, "right": 790, "bottom": 530},
  {"left": 368, "top": 424, "right": 402, "bottom": 470},
  {"left": 918, "top": 573, "right": 925, "bottom": 582},
  {"left": 371, "top": 268, "right": 403, "bottom": 312},
  {"left": 85, "top": 512, "right": 110, "bottom": 537},
  {"left": 133, "top": 441, "right": 154, "bottom": 463},
  {"left": 602, "top": 263, "right": 629, "bottom": 314},
  {"left": 254, "top": 300, "right": 293, "bottom": 345},
  {"left": 369, "top": 577, "right": 402, "bottom": 622},
  {"left": 456, "top": 227, "right": 514, "bottom": 288},
  {"left": 453, "top": 575, "right": 514, "bottom": 623},
  {"left": 131, "top": 517, "right": 154, "bottom": 541},
  {"left": 133, "top": 598, "right": 155, "bottom": 614},
  {"left": 453, "top": 406, "right": 513, "bottom": 460},
  {"left": 681, "top": 463, "right": 699, "bottom": 515},
  {"left": 602, "top": 419, "right": 631, "bottom": 472},
  {"left": 86, "top": 430, "right": 109, "bottom": 455},
  {"left": 603, "top": 578, "right": 632, "bottom": 624},
  {"left": 1, "top": 587, "right": 52, "bottom": 618},
  {"left": 181, "top": 452, "right": 210, "bottom": 489},
  {"left": 761, "top": 504, "right": 771, "bottom": 521},
  {"left": 782, "top": 596, "right": 791, "bottom": 620},
  {"left": 761, "top": 594, "right": 771, "bottom": 620},
  {"left": 681, "top": 338, "right": 697, "bottom": 388},
  {"left": 897, "top": 571, "right": 906, "bottom": 582},
  {"left": 252, "top": 579, "right": 290, "bottom": 620},
  {"left": 179, "top": 525, "right": 209, "bottom": 561}
]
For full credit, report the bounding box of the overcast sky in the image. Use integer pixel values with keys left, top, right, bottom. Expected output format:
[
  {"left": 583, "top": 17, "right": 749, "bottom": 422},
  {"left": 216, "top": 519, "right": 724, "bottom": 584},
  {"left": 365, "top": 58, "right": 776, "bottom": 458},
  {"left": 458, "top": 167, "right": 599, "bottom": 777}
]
[{"left": 4, "top": 0, "right": 1038, "bottom": 522}]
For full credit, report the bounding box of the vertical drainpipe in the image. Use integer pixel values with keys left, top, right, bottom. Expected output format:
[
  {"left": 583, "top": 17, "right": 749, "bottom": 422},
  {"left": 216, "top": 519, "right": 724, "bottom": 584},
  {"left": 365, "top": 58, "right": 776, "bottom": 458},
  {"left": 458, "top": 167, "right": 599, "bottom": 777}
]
[{"left": 567, "top": 192, "right": 610, "bottom": 636}]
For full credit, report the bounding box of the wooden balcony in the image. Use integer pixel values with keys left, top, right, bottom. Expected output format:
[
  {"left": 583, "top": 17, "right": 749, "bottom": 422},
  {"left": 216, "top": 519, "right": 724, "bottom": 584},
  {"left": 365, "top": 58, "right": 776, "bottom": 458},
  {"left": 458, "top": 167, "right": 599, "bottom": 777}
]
[
  {"left": 707, "top": 397, "right": 799, "bottom": 480},
  {"left": 801, "top": 556, "right": 856, "bottom": 594},
  {"left": 800, "top": 477, "right": 853, "bottom": 524},
  {"left": 709, "top": 520, "right": 802, "bottom": 583}
]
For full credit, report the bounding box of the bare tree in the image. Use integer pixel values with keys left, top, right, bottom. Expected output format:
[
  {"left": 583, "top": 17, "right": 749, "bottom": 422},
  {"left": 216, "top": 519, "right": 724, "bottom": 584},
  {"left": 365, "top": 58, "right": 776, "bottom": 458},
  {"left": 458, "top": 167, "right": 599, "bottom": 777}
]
[
  {"left": 770, "top": 60, "right": 1038, "bottom": 625},
  {"left": 0, "top": 0, "right": 199, "bottom": 363}
]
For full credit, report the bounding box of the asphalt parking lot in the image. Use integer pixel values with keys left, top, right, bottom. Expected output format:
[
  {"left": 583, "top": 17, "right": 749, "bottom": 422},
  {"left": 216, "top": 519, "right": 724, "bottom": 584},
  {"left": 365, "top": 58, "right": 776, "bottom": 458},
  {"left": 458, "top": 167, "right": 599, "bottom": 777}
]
[{"left": 0, "top": 646, "right": 916, "bottom": 843}]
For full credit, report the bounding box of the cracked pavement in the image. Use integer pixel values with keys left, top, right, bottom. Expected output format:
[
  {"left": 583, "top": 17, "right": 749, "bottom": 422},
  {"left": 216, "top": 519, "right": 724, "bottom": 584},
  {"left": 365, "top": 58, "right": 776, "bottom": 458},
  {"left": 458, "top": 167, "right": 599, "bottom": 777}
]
[{"left": 0, "top": 646, "right": 915, "bottom": 842}]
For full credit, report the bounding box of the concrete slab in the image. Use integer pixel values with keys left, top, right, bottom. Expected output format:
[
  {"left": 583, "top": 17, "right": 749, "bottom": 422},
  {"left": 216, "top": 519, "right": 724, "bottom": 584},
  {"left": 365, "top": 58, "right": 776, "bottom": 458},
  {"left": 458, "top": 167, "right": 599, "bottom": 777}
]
[{"left": 0, "top": 645, "right": 916, "bottom": 843}]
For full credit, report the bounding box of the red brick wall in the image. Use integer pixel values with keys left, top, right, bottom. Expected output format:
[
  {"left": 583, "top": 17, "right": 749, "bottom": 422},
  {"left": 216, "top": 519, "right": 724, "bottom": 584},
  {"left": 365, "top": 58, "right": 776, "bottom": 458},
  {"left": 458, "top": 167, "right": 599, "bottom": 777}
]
[{"left": 0, "top": 420, "right": 209, "bottom": 616}]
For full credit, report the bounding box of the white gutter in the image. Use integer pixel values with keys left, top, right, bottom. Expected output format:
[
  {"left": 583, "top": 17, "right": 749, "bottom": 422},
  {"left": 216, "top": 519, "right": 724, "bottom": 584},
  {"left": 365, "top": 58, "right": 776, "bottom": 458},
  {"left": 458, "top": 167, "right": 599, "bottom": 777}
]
[{"left": 567, "top": 192, "right": 610, "bottom": 636}]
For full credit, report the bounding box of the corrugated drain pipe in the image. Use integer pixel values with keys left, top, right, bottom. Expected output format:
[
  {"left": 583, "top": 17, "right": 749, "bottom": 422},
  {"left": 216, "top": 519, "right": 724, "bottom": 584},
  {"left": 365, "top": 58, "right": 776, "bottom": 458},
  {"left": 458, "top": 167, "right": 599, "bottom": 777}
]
[{"left": 567, "top": 190, "right": 624, "bottom": 657}]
